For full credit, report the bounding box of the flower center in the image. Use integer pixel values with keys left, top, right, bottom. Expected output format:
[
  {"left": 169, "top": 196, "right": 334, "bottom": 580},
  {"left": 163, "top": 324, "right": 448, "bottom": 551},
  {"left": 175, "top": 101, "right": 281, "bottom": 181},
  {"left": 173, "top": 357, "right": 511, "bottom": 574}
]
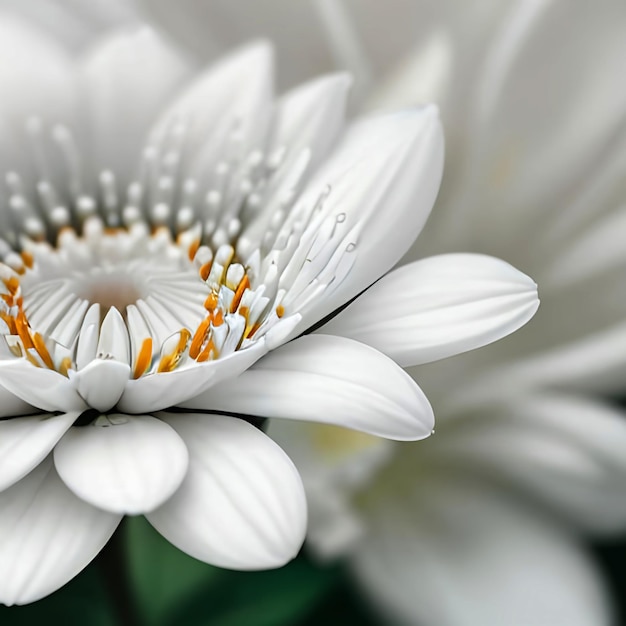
[{"left": 0, "top": 115, "right": 359, "bottom": 383}]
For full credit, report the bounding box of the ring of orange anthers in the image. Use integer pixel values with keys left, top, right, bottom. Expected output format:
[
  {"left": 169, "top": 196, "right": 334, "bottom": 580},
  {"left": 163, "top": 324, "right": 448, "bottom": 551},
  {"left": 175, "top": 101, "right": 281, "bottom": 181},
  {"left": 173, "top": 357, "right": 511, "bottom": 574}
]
[{"left": 1, "top": 234, "right": 285, "bottom": 380}]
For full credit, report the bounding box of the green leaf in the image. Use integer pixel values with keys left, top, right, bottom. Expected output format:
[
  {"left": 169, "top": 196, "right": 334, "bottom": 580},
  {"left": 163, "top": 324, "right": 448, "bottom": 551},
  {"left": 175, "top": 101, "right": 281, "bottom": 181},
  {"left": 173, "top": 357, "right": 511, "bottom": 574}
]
[
  {"left": 125, "top": 515, "right": 222, "bottom": 626},
  {"left": 164, "top": 553, "right": 339, "bottom": 626},
  {"left": 0, "top": 561, "right": 116, "bottom": 626}
]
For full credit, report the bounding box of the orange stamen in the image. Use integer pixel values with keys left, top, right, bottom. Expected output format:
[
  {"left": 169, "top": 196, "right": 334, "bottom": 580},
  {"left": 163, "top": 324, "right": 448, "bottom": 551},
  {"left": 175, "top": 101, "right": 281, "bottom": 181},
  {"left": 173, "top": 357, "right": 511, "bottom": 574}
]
[
  {"left": 133, "top": 337, "right": 153, "bottom": 379},
  {"left": 199, "top": 261, "right": 212, "bottom": 281},
  {"left": 32, "top": 332, "right": 55, "bottom": 369},
  {"left": 189, "top": 317, "right": 212, "bottom": 359},
  {"left": 230, "top": 275, "right": 250, "bottom": 313}
]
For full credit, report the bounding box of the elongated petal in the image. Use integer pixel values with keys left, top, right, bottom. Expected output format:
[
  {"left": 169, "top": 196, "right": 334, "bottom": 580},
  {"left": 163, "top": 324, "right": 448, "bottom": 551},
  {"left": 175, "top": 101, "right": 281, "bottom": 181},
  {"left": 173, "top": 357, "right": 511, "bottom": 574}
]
[
  {"left": 54, "top": 415, "right": 188, "bottom": 515},
  {"left": 324, "top": 253, "right": 539, "bottom": 366},
  {"left": 0, "top": 361, "right": 86, "bottom": 413},
  {"left": 147, "top": 41, "right": 273, "bottom": 188},
  {"left": 81, "top": 26, "right": 191, "bottom": 185},
  {"left": 0, "top": 457, "right": 120, "bottom": 606},
  {"left": 182, "top": 334, "right": 434, "bottom": 441},
  {"left": 272, "top": 72, "right": 350, "bottom": 173},
  {"left": 291, "top": 107, "right": 444, "bottom": 331},
  {"left": 352, "top": 478, "right": 611, "bottom": 626},
  {"left": 0, "top": 412, "right": 78, "bottom": 491},
  {"left": 147, "top": 413, "right": 306, "bottom": 570}
]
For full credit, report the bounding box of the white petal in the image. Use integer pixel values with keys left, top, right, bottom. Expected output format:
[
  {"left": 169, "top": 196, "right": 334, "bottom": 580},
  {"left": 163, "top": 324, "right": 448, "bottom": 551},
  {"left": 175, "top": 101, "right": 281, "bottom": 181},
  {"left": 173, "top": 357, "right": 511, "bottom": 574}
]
[
  {"left": 324, "top": 253, "right": 539, "bottom": 366},
  {"left": 0, "top": 412, "right": 78, "bottom": 492},
  {"left": 147, "top": 413, "right": 306, "bottom": 570},
  {"left": 0, "top": 361, "right": 86, "bottom": 413},
  {"left": 70, "top": 358, "right": 130, "bottom": 412},
  {"left": 430, "top": 394, "right": 626, "bottom": 535},
  {"left": 147, "top": 41, "right": 273, "bottom": 186},
  {"left": 0, "top": 457, "right": 120, "bottom": 606},
  {"left": 352, "top": 477, "right": 611, "bottom": 626},
  {"left": 118, "top": 339, "right": 268, "bottom": 413},
  {"left": 0, "top": 385, "right": 37, "bottom": 418},
  {"left": 54, "top": 414, "right": 188, "bottom": 515},
  {"left": 182, "top": 334, "right": 434, "bottom": 441},
  {"left": 293, "top": 106, "right": 444, "bottom": 331},
  {"left": 272, "top": 72, "right": 350, "bottom": 173},
  {"left": 81, "top": 26, "right": 191, "bottom": 184}
]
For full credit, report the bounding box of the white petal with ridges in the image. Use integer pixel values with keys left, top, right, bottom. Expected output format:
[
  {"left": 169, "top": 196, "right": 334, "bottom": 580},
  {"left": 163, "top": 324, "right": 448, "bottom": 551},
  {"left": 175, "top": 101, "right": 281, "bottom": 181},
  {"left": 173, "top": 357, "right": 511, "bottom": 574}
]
[
  {"left": 0, "top": 412, "right": 78, "bottom": 491},
  {"left": 54, "top": 414, "right": 188, "bottom": 515},
  {"left": 0, "top": 457, "right": 120, "bottom": 606},
  {"left": 324, "top": 253, "right": 539, "bottom": 366},
  {"left": 147, "top": 413, "right": 306, "bottom": 570},
  {"left": 182, "top": 334, "right": 434, "bottom": 441},
  {"left": 287, "top": 106, "right": 444, "bottom": 333},
  {"left": 0, "top": 361, "right": 86, "bottom": 413}
]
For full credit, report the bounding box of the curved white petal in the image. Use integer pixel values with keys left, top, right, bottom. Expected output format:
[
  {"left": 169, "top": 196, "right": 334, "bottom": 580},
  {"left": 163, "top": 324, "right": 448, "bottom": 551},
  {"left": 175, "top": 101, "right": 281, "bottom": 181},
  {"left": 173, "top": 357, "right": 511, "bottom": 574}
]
[
  {"left": 54, "top": 414, "right": 188, "bottom": 515},
  {"left": 352, "top": 478, "right": 611, "bottom": 626},
  {"left": 0, "top": 457, "right": 120, "bottom": 606},
  {"left": 273, "top": 72, "right": 351, "bottom": 173},
  {"left": 324, "top": 253, "right": 539, "bottom": 366},
  {"left": 81, "top": 25, "right": 191, "bottom": 185},
  {"left": 430, "top": 394, "right": 626, "bottom": 535},
  {"left": 70, "top": 358, "right": 130, "bottom": 412},
  {"left": 0, "top": 361, "right": 87, "bottom": 413},
  {"left": 118, "top": 339, "right": 268, "bottom": 413},
  {"left": 147, "top": 413, "right": 306, "bottom": 570},
  {"left": 147, "top": 41, "right": 273, "bottom": 188},
  {"left": 0, "top": 412, "right": 78, "bottom": 492},
  {"left": 182, "top": 334, "right": 434, "bottom": 441},
  {"left": 0, "top": 385, "right": 37, "bottom": 418},
  {"left": 291, "top": 107, "right": 444, "bottom": 332}
]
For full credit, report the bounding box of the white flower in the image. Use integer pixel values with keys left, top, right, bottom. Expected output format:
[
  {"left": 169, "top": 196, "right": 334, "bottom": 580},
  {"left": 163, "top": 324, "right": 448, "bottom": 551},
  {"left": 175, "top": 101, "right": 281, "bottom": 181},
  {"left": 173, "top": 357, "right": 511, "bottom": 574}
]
[
  {"left": 215, "top": 0, "right": 626, "bottom": 625},
  {"left": 0, "top": 10, "right": 539, "bottom": 606}
]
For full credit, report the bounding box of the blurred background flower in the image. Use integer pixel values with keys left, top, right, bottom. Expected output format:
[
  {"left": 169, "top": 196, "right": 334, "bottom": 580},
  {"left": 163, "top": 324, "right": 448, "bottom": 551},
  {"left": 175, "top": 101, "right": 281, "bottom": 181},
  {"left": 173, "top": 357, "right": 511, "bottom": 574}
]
[{"left": 3, "top": 1, "right": 626, "bottom": 625}]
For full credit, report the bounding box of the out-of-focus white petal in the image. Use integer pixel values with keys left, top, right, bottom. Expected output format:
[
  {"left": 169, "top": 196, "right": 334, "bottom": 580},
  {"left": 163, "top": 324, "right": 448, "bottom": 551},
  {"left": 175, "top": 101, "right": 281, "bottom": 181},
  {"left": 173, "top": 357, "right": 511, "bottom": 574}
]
[
  {"left": 147, "top": 413, "right": 306, "bottom": 570},
  {"left": 2, "top": 0, "right": 140, "bottom": 52},
  {"left": 268, "top": 419, "right": 394, "bottom": 558},
  {"left": 292, "top": 106, "right": 444, "bottom": 331},
  {"left": 324, "top": 253, "right": 539, "bottom": 366},
  {"left": 147, "top": 41, "right": 273, "bottom": 188},
  {"left": 351, "top": 478, "right": 611, "bottom": 626},
  {"left": 428, "top": 394, "right": 626, "bottom": 535},
  {"left": 183, "top": 334, "right": 434, "bottom": 441},
  {"left": 0, "top": 457, "right": 120, "bottom": 606},
  {"left": 272, "top": 73, "right": 351, "bottom": 172},
  {"left": 443, "top": 0, "right": 626, "bottom": 259},
  {"left": 81, "top": 25, "right": 192, "bottom": 186},
  {"left": 0, "top": 412, "right": 77, "bottom": 492},
  {"left": 54, "top": 414, "right": 188, "bottom": 515},
  {"left": 0, "top": 361, "right": 86, "bottom": 413},
  {"left": 542, "top": 208, "right": 626, "bottom": 287}
]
